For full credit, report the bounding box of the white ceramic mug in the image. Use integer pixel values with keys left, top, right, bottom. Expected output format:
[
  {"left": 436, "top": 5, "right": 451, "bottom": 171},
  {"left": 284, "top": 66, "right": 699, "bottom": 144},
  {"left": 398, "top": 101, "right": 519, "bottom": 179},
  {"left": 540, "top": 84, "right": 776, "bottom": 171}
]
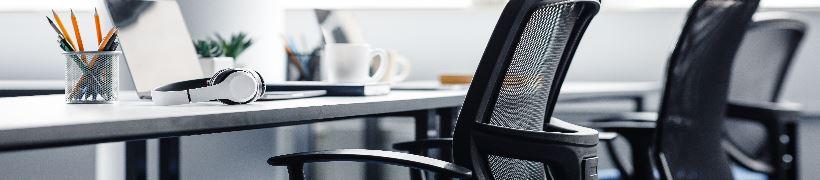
[
  {"left": 373, "top": 50, "right": 411, "bottom": 83},
  {"left": 323, "top": 43, "right": 389, "bottom": 83}
]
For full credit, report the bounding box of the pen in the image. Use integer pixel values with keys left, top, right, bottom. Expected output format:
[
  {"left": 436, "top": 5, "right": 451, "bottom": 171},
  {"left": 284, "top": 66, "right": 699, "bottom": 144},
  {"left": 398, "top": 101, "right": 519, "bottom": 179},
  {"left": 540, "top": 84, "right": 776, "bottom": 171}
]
[
  {"left": 98, "top": 27, "right": 119, "bottom": 51},
  {"left": 82, "top": 27, "right": 118, "bottom": 69},
  {"left": 102, "top": 33, "right": 118, "bottom": 51},
  {"left": 284, "top": 43, "right": 307, "bottom": 78},
  {"left": 47, "top": 17, "right": 74, "bottom": 52},
  {"left": 46, "top": 17, "right": 62, "bottom": 37},
  {"left": 52, "top": 10, "right": 77, "bottom": 51}
]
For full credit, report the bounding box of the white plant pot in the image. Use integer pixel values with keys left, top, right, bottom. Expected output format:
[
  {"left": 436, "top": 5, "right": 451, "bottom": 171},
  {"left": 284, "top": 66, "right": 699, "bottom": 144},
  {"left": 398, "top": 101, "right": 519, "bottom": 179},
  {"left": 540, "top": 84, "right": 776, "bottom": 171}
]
[{"left": 199, "top": 57, "right": 235, "bottom": 77}]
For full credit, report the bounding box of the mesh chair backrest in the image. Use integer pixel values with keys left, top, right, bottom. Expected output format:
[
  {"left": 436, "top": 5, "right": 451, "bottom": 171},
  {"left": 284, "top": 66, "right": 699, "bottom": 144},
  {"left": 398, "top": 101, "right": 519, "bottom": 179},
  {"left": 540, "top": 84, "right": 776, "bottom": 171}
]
[
  {"left": 729, "top": 17, "right": 805, "bottom": 103},
  {"left": 725, "top": 16, "right": 806, "bottom": 165},
  {"left": 452, "top": 0, "right": 599, "bottom": 179},
  {"left": 654, "top": 0, "right": 759, "bottom": 179},
  {"left": 484, "top": 4, "right": 580, "bottom": 179},
  {"left": 487, "top": 2, "right": 578, "bottom": 132}
]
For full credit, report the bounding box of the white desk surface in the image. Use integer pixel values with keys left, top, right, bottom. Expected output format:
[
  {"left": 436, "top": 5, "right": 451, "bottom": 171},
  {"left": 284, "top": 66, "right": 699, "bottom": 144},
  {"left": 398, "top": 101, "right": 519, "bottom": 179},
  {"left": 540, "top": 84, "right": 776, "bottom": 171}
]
[
  {"left": 0, "top": 80, "right": 658, "bottom": 96},
  {"left": 0, "top": 81, "right": 658, "bottom": 151},
  {"left": 0, "top": 90, "right": 467, "bottom": 151},
  {"left": 0, "top": 81, "right": 658, "bottom": 131}
]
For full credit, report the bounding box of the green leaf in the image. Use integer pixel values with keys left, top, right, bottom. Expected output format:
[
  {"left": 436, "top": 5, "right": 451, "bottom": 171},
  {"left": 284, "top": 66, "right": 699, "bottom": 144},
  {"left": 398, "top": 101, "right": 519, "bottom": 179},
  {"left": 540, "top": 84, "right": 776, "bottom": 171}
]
[{"left": 217, "top": 32, "right": 253, "bottom": 59}]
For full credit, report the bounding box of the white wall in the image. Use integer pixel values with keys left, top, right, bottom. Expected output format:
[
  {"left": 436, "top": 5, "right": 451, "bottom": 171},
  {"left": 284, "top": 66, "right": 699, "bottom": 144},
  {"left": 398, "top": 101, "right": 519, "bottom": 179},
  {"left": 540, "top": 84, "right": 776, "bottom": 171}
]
[
  {"left": 176, "top": 0, "right": 290, "bottom": 179},
  {"left": 0, "top": 3, "right": 818, "bottom": 180},
  {"left": 0, "top": 0, "right": 290, "bottom": 179},
  {"left": 177, "top": 0, "right": 286, "bottom": 82}
]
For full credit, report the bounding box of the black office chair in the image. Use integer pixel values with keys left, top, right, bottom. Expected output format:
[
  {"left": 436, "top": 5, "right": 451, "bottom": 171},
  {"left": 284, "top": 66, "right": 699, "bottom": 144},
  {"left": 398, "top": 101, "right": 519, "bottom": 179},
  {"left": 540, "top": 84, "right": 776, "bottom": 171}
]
[
  {"left": 719, "top": 14, "right": 805, "bottom": 180},
  {"left": 591, "top": 12, "right": 805, "bottom": 180},
  {"left": 266, "top": 0, "right": 602, "bottom": 179},
  {"left": 652, "top": 0, "right": 760, "bottom": 178}
]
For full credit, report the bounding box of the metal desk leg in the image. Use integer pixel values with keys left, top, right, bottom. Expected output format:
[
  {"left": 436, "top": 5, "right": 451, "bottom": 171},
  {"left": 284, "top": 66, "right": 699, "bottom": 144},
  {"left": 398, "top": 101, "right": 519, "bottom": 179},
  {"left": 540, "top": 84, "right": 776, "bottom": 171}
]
[
  {"left": 364, "top": 117, "right": 384, "bottom": 180},
  {"left": 437, "top": 107, "right": 458, "bottom": 138},
  {"left": 436, "top": 107, "right": 459, "bottom": 180},
  {"left": 411, "top": 109, "right": 436, "bottom": 180},
  {"left": 159, "top": 137, "right": 180, "bottom": 180},
  {"left": 437, "top": 107, "right": 458, "bottom": 159},
  {"left": 414, "top": 110, "right": 436, "bottom": 141},
  {"left": 125, "top": 141, "right": 147, "bottom": 180},
  {"left": 633, "top": 96, "right": 645, "bottom": 112}
]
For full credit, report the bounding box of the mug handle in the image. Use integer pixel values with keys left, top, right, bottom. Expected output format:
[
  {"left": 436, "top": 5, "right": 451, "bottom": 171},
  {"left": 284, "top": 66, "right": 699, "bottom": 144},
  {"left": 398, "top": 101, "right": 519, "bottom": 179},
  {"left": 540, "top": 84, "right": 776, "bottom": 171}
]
[
  {"left": 368, "top": 48, "right": 389, "bottom": 82},
  {"left": 390, "top": 53, "right": 411, "bottom": 83}
]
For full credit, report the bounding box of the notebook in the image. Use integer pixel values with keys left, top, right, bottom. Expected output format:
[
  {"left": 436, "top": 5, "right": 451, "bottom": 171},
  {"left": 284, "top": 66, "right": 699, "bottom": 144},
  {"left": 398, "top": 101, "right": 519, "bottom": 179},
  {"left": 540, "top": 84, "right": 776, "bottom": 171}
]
[{"left": 265, "top": 82, "right": 390, "bottom": 96}]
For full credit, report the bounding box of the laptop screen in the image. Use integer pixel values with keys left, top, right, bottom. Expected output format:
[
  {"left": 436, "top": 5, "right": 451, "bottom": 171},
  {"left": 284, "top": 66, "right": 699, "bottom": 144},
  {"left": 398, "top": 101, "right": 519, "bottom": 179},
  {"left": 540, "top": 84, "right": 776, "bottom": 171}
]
[{"left": 104, "top": 0, "right": 202, "bottom": 98}]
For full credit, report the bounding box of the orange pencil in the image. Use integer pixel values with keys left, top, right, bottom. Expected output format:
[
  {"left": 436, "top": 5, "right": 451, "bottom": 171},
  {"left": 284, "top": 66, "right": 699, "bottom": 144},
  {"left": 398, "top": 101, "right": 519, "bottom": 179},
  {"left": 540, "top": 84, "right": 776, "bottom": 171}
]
[
  {"left": 94, "top": 8, "right": 102, "bottom": 45},
  {"left": 97, "top": 27, "right": 118, "bottom": 51},
  {"left": 70, "top": 9, "right": 85, "bottom": 52},
  {"left": 51, "top": 10, "right": 76, "bottom": 50},
  {"left": 88, "top": 27, "right": 119, "bottom": 67}
]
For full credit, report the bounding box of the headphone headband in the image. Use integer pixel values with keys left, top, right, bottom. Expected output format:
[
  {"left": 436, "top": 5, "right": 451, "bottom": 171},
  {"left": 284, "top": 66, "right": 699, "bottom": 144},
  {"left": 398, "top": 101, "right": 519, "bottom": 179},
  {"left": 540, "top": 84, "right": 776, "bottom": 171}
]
[{"left": 151, "top": 68, "right": 265, "bottom": 105}]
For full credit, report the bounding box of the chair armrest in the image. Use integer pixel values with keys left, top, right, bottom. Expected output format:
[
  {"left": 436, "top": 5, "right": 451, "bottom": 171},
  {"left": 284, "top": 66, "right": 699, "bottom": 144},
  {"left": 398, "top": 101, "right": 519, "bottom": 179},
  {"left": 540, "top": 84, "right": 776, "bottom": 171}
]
[
  {"left": 393, "top": 138, "right": 453, "bottom": 152},
  {"left": 479, "top": 118, "right": 599, "bottom": 145},
  {"left": 584, "top": 112, "right": 657, "bottom": 130},
  {"left": 591, "top": 112, "right": 658, "bottom": 122},
  {"left": 391, "top": 133, "right": 615, "bottom": 152},
  {"left": 267, "top": 149, "right": 472, "bottom": 178},
  {"left": 726, "top": 100, "right": 801, "bottom": 123},
  {"left": 598, "top": 132, "right": 618, "bottom": 141}
]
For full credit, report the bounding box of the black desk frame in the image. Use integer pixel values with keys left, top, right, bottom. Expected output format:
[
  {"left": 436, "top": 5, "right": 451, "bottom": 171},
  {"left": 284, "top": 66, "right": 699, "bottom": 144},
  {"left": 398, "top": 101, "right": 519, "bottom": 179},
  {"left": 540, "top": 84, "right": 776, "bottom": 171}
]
[{"left": 123, "top": 107, "right": 462, "bottom": 180}]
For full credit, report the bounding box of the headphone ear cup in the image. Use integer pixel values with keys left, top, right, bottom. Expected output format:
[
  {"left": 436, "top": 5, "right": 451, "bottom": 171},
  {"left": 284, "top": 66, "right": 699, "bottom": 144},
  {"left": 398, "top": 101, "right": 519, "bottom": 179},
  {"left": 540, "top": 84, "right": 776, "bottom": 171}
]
[
  {"left": 211, "top": 69, "right": 264, "bottom": 105},
  {"left": 209, "top": 68, "right": 242, "bottom": 105},
  {"left": 252, "top": 70, "right": 266, "bottom": 99}
]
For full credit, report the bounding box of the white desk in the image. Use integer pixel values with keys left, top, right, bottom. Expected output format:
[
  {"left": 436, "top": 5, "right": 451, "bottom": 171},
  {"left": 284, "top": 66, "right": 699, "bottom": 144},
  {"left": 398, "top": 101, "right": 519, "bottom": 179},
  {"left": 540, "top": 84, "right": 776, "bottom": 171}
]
[
  {"left": 0, "top": 81, "right": 658, "bottom": 180},
  {"left": 0, "top": 90, "right": 468, "bottom": 150},
  {"left": 0, "top": 81, "right": 659, "bottom": 150},
  {"left": 0, "top": 89, "right": 471, "bottom": 180}
]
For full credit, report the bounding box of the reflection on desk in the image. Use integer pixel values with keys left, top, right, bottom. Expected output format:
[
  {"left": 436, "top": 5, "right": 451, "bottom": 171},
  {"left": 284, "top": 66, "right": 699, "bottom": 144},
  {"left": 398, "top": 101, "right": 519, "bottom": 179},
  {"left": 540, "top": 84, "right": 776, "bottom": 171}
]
[{"left": 393, "top": 80, "right": 659, "bottom": 101}]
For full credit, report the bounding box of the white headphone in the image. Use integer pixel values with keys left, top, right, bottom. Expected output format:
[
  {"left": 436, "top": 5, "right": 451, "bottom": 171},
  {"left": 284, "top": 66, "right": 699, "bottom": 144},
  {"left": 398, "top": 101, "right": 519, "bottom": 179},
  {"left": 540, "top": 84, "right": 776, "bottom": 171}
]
[{"left": 151, "top": 68, "right": 266, "bottom": 105}]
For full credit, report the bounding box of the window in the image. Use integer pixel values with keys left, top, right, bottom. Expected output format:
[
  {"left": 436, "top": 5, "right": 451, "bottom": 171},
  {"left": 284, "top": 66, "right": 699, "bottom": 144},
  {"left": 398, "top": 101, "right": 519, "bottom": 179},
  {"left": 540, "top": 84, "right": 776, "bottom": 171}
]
[
  {"left": 0, "top": 0, "right": 94, "bottom": 12},
  {"left": 606, "top": 0, "right": 820, "bottom": 9},
  {"left": 283, "top": 0, "right": 472, "bottom": 9}
]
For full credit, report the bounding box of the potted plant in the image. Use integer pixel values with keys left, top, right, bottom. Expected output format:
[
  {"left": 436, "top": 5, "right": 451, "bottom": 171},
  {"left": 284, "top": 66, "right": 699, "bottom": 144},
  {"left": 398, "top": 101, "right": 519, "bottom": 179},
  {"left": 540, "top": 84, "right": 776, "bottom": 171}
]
[
  {"left": 193, "top": 32, "right": 253, "bottom": 77},
  {"left": 216, "top": 32, "right": 253, "bottom": 60},
  {"left": 194, "top": 39, "right": 232, "bottom": 77}
]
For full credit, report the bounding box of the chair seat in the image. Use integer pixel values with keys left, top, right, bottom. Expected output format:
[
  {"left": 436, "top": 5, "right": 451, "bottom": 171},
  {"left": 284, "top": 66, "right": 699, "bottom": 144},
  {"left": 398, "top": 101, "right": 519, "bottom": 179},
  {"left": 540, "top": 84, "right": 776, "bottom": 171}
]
[{"left": 596, "top": 166, "right": 768, "bottom": 180}]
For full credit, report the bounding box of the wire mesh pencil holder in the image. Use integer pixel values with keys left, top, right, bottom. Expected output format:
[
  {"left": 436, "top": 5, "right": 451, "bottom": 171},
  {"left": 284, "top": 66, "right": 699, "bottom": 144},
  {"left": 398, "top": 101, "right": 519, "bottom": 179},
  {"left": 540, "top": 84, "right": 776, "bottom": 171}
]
[{"left": 63, "top": 51, "right": 121, "bottom": 104}]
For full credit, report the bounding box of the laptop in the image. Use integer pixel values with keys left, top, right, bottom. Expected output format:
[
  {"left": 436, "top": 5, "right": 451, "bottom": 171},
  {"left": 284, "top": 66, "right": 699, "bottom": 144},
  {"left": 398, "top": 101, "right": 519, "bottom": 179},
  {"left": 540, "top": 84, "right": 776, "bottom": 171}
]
[{"left": 104, "top": 0, "right": 324, "bottom": 100}]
